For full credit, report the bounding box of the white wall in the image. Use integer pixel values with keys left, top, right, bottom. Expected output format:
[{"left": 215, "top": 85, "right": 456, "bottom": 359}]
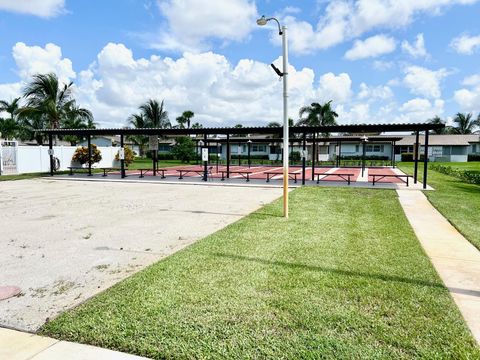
[{"left": 14, "top": 146, "right": 117, "bottom": 174}]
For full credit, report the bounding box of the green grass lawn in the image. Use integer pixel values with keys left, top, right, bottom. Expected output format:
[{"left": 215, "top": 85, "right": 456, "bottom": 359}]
[
  {"left": 399, "top": 162, "right": 480, "bottom": 250},
  {"left": 41, "top": 187, "right": 479, "bottom": 359}
]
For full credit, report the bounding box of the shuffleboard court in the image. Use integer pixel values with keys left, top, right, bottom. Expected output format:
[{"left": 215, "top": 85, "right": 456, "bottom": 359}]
[{"left": 0, "top": 179, "right": 282, "bottom": 331}]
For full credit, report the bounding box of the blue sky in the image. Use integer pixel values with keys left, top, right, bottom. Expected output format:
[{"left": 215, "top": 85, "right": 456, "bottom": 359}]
[{"left": 1, "top": 0, "right": 480, "bottom": 127}]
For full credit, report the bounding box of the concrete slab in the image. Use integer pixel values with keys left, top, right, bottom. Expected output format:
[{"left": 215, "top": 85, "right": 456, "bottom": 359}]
[
  {"left": 0, "top": 179, "right": 282, "bottom": 331},
  {"left": 0, "top": 328, "right": 149, "bottom": 360},
  {"left": 31, "top": 339, "right": 149, "bottom": 360},
  {"left": 0, "top": 327, "right": 57, "bottom": 360},
  {"left": 397, "top": 190, "right": 480, "bottom": 344}
]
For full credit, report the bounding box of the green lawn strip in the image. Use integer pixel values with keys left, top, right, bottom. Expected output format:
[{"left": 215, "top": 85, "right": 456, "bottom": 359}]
[
  {"left": 399, "top": 162, "right": 480, "bottom": 250},
  {"left": 0, "top": 171, "right": 71, "bottom": 181},
  {"left": 40, "top": 187, "right": 479, "bottom": 359}
]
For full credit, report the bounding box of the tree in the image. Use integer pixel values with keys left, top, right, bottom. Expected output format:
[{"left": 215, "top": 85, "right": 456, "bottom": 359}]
[
  {"left": 15, "top": 111, "right": 46, "bottom": 144},
  {"left": 0, "top": 98, "right": 21, "bottom": 139},
  {"left": 452, "top": 113, "right": 480, "bottom": 134},
  {"left": 62, "top": 103, "right": 94, "bottom": 145},
  {"left": 297, "top": 101, "right": 338, "bottom": 126},
  {"left": 127, "top": 113, "right": 148, "bottom": 157},
  {"left": 171, "top": 137, "right": 196, "bottom": 163},
  {"left": 182, "top": 110, "right": 194, "bottom": 128},
  {"left": 267, "top": 121, "right": 281, "bottom": 127},
  {"left": 139, "top": 99, "right": 170, "bottom": 128},
  {"left": 175, "top": 116, "right": 187, "bottom": 129},
  {"left": 20, "top": 73, "right": 91, "bottom": 130},
  {"left": 191, "top": 122, "right": 203, "bottom": 129},
  {"left": 427, "top": 116, "right": 451, "bottom": 135}
]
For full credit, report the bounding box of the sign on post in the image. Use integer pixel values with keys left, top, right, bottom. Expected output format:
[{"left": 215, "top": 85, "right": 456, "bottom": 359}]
[
  {"left": 48, "top": 149, "right": 54, "bottom": 156},
  {"left": 119, "top": 148, "right": 125, "bottom": 160},
  {"left": 148, "top": 136, "right": 158, "bottom": 151},
  {"left": 202, "top": 148, "right": 209, "bottom": 162},
  {"left": 300, "top": 149, "right": 307, "bottom": 159}
]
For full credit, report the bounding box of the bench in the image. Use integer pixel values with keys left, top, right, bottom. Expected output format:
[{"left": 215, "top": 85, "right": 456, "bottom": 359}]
[
  {"left": 138, "top": 168, "right": 167, "bottom": 178},
  {"left": 264, "top": 171, "right": 299, "bottom": 183},
  {"left": 100, "top": 167, "right": 121, "bottom": 177},
  {"left": 315, "top": 173, "right": 355, "bottom": 185},
  {"left": 220, "top": 170, "right": 252, "bottom": 182},
  {"left": 371, "top": 174, "right": 410, "bottom": 186},
  {"left": 68, "top": 166, "right": 93, "bottom": 176},
  {"left": 177, "top": 168, "right": 205, "bottom": 179}
]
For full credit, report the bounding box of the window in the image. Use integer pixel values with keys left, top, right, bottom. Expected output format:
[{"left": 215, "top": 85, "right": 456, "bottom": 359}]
[
  {"left": 366, "top": 144, "right": 384, "bottom": 152},
  {"left": 355, "top": 145, "right": 359, "bottom": 152},
  {"left": 451, "top": 146, "right": 467, "bottom": 155},
  {"left": 158, "top": 145, "right": 171, "bottom": 152},
  {"left": 252, "top": 145, "right": 266, "bottom": 152}
]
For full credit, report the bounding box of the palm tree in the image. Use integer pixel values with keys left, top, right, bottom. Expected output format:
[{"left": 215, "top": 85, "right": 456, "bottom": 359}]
[
  {"left": 61, "top": 104, "right": 94, "bottom": 145},
  {"left": 139, "top": 99, "right": 170, "bottom": 128},
  {"left": 127, "top": 113, "right": 148, "bottom": 157},
  {"left": 182, "top": 110, "right": 194, "bottom": 128},
  {"left": 21, "top": 73, "right": 72, "bottom": 129},
  {"left": 191, "top": 122, "right": 203, "bottom": 129},
  {"left": 427, "top": 116, "right": 452, "bottom": 135},
  {"left": 175, "top": 116, "right": 187, "bottom": 129},
  {"left": 452, "top": 113, "right": 480, "bottom": 134},
  {"left": 267, "top": 121, "right": 281, "bottom": 127},
  {"left": 17, "top": 112, "right": 47, "bottom": 145},
  {"left": 0, "top": 98, "right": 21, "bottom": 139},
  {"left": 297, "top": 101, "right": 338, "bottom": 127},
  {"left": 0, "top": 97, "right": 21, "bottom": 120}
]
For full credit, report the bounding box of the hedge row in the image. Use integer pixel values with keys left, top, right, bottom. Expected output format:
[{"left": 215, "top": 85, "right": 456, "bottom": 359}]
[
  {"left": 429, "top": 164, "right": 480, "bottom": 185},
  {"left": 468, "top": 154, "right": 480, "bottom": 162}
]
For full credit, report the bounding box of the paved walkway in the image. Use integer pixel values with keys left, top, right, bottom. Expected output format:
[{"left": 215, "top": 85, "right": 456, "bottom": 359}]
[
  {"left": 0, "top": 327, "right": 149, "bottom": 359},
  {"left": 397, "top": 190, "right": 480, "bottom": 344}
]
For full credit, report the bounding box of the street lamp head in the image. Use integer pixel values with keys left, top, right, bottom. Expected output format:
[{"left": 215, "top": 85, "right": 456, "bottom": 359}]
[
  {"left": 256, "top": 15, "right": 267, "bottom": 26},
  {"left": 198, "top": 140, "right": 204, "bottom": 147}
]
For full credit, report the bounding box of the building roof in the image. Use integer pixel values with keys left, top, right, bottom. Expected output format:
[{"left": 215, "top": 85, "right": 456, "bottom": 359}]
[
  {"left": 396, "top": 134, "right": 480, "bottom": 146},
  {"left": 38, "top": 122, "right": 444, "bottom": 137}
]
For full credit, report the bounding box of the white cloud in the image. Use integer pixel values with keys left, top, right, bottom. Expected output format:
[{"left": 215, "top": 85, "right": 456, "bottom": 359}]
[
  {"left": 73, "top": 43, "right": 326, "bottom": 126},
  {"left": 373, "top": 60, "right": 395, "bottom": 71},
  {"left": 403, "top": 66, "right": 449, "bottom": 98},
  {"left": 358, "top": 83, "right": 393, "bottom": 101},
  {"left": 316, "top": 72, "right": 353, "bottom": 104},
  {"left": 396, "top": 98, "right": 444, "bottom": 122},
  {"left": 12, "top": 42, "right": 75, "bottom": 83},
  {"left": 151, "top": 0, "right": 257, "bottom": 52},
  {"left": 462, "top": 74, "right": 480, "bottom": 86},
  {"left": 450, "top": 33, "right": 480, "bottom": 54},
  {"left": 454, "top": 74, "right": 480, "bottom": 113},
  {"left": 0, "top": 0, "right": 65, "bottom": 18},
  {"left": 345, "top": 34, "right": 396, "bottom": 60},
  {"left": 401, "top": 33, "right": 428, "bottom": 58},
  {"left": 272, "top": 0, "right": 478, "bottom": 54}
]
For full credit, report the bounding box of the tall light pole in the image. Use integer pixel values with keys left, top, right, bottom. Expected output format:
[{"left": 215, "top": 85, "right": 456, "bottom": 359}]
[{"left": 257, "top": 15, "right": 289, "bottom": 218}]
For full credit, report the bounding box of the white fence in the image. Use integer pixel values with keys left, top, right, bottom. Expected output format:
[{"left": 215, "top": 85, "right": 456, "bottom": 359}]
[{"left": 0, "top": 145, "right": 119, "bottom": 175}]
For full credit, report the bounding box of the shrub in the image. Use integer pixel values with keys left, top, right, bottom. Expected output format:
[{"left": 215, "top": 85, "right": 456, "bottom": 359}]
[
  {"left": 115, "top": 146, "right": 135, "bottom": 166},
  {"left": 401, "top": 153, "right": 424, "bottom": 162},
  {"left": 468, "top": 154, "right": 480, "bottom": 162},
  {"left": 171, "top": 137, "right": 196, "bottom": 163},
  {"left": 72, "top": 144, "right": 102, "bottom": 165},
  {"left": 430, "top": 163, "right": 480, "bottom": 185},
  {"left": 290, "top": 151, "right": 301, "bottom": 162}
]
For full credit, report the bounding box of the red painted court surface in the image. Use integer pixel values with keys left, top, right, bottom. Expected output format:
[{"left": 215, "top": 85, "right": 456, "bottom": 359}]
[
  {"left": 108, "top": 165, "right": 405, "bottom": 184},
  {"left": 368, "top": 167, "right": 404, "bottom": 183}
]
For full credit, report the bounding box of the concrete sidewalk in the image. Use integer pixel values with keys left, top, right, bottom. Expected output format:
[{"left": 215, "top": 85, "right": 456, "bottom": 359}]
[
  {"left": 397, "top": 190, "right": 480, "bottom": 344},
  {"left": 0, "top": 327, "right": 149, "bottom": 359}
]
